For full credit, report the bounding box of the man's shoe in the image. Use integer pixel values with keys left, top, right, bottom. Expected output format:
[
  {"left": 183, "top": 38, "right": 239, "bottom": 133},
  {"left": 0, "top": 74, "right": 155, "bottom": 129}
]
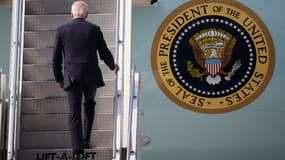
[
  {"left": 73, "top": 153, "right": 82, "bottom": 160},
  {"left": 73, "top": 151, "right": 84, "bottom": 160},
  {"left": 83, "top": 141, "right": 92, "bottom": 149}
]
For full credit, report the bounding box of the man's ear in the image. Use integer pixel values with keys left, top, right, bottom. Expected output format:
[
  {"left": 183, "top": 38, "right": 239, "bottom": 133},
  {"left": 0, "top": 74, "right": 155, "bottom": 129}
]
[{"left": 71, "top": 13, "right": 74, "bottom": 19}]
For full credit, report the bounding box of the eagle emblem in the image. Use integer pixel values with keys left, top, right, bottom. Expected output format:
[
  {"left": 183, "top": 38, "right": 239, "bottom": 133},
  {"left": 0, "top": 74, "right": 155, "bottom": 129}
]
[{"left": 188, "top": 29, "right": 241, "bottom": 85}]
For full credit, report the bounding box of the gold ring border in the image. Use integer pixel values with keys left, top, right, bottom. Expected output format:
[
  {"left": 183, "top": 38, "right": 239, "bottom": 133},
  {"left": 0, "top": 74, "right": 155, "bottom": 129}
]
[{"left": 151, "top": 0, "right": 275, "bottom": 114}]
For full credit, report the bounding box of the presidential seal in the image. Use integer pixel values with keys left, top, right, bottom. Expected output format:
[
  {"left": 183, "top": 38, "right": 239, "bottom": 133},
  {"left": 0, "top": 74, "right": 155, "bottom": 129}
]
[{"left": 151, "top": 0, "right": 275, "bottom": 113}]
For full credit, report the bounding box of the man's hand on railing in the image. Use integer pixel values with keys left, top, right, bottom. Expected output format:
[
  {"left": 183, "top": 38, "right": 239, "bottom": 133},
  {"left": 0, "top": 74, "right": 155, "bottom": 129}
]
[
  {"left": 57, "top": 81, "right": 64, "bottom": 89},
  {"left": 114, "top": 64, "right": 120, "bottom": 74}
]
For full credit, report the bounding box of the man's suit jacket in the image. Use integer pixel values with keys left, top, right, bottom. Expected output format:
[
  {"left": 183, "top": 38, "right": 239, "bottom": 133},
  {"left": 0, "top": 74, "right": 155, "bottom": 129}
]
[{"left": 52, "top": 18, "right": 115, "bottom": 90}]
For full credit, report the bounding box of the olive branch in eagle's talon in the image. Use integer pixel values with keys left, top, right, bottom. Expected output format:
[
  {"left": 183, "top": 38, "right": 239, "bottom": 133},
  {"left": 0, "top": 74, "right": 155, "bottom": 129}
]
[{"left": 187, "top": 61, "right": 204, "bottom": 81}]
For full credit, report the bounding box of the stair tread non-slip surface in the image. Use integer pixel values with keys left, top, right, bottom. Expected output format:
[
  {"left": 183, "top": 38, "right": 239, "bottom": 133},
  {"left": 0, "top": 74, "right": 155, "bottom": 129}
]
[
  {"left": 21, "top": 113, "right": 114, "bottom": 131},
  {"left": 22, "top": 80, "right": 115, "bottom": 98},
  {"left": 20, "top": 130, "right": 113, "bottom": 149},
  {"left": 25, "top": 14, "right": 116, "bottom": 31},
  {"left": 25, "top": 0, "right": 116, "bottom": 15},
  {"left": 24, "top": 30, "right": 115, "bottom": 48},
  {"left": 23, "top": 47, "right": 116, "bottom": 64},
  {"left": 22, "top": 96, "right": 114, "bottom": 114},
  {"left": 23, "top": 63, "right": 115, "bottom": 81}
]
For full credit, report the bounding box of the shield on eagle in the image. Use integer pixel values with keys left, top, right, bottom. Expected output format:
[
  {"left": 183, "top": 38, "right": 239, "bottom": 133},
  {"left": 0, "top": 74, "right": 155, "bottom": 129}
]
[{"left": 205, "top": 58, "right": 222, "bottom": 77}]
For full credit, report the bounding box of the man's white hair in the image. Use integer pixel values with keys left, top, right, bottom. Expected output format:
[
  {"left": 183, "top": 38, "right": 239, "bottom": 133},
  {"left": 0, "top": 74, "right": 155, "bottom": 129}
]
[{"left": 71, "top": 1, "right": 88, "bottom": 17}]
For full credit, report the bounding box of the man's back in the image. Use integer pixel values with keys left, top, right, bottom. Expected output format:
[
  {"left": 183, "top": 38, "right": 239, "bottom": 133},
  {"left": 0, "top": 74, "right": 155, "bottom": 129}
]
[
  {"left": 53, "top": 18, "right": 115, "bottom": 89},
  {"left": 58, "top": 18, "right": 99, "bottom": 65}
]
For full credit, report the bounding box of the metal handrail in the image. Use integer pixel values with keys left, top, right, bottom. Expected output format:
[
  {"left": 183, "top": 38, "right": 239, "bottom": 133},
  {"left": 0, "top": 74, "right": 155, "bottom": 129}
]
[
  {"left": 113, "top": 0, "right": 124, "bottom": 159},
  {"left": 114, "top": 0, "right": 133, "bottom": 159},
  {"left": 7, "top": 0, "right": 25, "bottom": 159},
  {"left": 0, "top": 69, "right": 7, "bottom": 159},
  {"left": 127, "top": 71, "right": 141, "bottom": 160},
  {"left": 126, "top": 69, "right": 135, "bottom": 160}
]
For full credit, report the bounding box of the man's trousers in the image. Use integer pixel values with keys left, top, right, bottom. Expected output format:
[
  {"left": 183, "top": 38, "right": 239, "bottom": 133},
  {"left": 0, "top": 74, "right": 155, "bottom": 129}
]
[{"left": 66, "top": 82, "right": 97, "bottom": 154}]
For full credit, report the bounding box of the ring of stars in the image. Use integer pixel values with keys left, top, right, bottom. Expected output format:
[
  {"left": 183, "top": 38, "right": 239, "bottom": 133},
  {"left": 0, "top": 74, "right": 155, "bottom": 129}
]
[{"left": 171, "top": 18, "right": 255, "bottom": 96}]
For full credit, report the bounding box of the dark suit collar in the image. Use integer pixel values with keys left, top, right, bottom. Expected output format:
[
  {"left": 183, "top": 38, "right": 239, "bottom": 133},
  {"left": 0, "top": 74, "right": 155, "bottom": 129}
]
[{"left": 72, "top": 18, "right": 86, "bottom": 22}]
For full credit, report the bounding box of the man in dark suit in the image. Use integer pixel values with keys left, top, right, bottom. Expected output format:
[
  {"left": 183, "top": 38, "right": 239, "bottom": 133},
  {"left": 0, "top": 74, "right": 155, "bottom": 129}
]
[{"left": 52, "top": 1, "right": 119, "bottom": 158}]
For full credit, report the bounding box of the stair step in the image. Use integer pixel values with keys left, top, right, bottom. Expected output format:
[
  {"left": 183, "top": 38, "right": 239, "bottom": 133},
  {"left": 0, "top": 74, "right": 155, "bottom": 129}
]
[
  {"left": 25, "top": 14, "right": 116, "bottom": 31},
  {"left": 23, "top": 47, "right": 115, "bottom": 64},
  {"left": 20, "top": 130, "right": 113, "bottom": 149},
  {"left": 25, "top": 0, "right": 116, "bottom": 15},
  {"left": 22, "top": 80, "right": 114, "bottom": 98},
  {"left": 18, "top": 148, "right": 112, "bottom": 160},
  {"left": 21, "top": 1, "right": 117, "bottom": 159},
  {"left": 22, "top": 96, "right": 114, "bottom": 114},
  {"left": 24, "top": 30, "right": 115, "bottom": 48},
  {"left": 21, "top": 113, "right": 113, "bottom": 131},
  {"left": 23, "top": 64, "right": 115, "bottom": 81}
]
